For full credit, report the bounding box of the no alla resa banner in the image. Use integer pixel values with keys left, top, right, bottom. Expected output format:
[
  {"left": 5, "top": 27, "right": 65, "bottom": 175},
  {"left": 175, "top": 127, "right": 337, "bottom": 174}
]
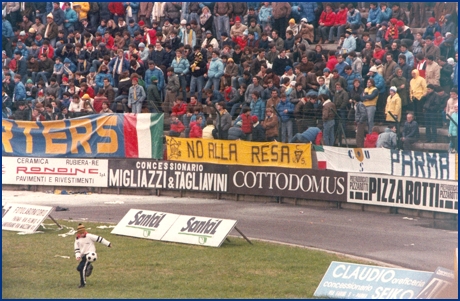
[
  {"left": 2, "top": 113, "right": 164, "bottom": 159},
  {"left": 165, "top": 136, "right": 312, "bottom": 169}
]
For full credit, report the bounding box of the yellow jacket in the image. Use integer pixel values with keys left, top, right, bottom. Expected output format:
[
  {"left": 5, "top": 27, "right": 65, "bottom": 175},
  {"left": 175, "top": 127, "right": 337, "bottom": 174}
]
[
  {"left": 73, "top": 2, "right": 90, "bottom": 20},
  {"left": 362, "top": 86, "right": 378, "bottom": 107},
  {"left": 409, "top": 69, "right": 427, "bottom": 101},
  {"left": 385, "top": 93, "right": 402, "bottom": 122}
]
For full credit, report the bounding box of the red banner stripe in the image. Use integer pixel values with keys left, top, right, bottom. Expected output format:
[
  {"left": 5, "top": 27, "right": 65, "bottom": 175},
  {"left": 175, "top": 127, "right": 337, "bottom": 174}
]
[{"left": 123, "top": 114, "right": 139, "bottom": 158}]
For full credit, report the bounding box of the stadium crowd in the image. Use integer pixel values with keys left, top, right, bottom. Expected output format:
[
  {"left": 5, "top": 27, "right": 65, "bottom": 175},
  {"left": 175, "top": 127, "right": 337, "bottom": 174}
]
[{"left": 1, "top": 2, "right": 458, "bottom": 152}]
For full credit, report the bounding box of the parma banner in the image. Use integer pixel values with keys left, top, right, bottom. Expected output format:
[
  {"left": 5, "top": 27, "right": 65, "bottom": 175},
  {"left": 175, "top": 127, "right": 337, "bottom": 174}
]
[
  {"left": 348, "top": 173, "right": 458, "bottom": 214},
  {"left": 316, "top": 146, "right": 457, "bottom": 181},
  {"left": 2, "top": 113, "right": 163, "bottom": 159},
  {"left": 166, "top": 136, "right": 312, "bottom": 169}
]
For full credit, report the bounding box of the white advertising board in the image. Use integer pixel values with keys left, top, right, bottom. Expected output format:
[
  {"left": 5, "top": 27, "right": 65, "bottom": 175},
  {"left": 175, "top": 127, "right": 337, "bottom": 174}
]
[
  {"left": 2, "top": 157, "right": 108, "bottom": 187},
  {"left": 111, "top": 209, "right": 180, "bottom": 240},
  {"left": 348, "top": 173, "right": 458, "bottom": 214},
  {"left": 2, "top": 203, "right": 54, "bottom": 233},
  {"left": 161, "top": 215, "right": 237, "bottom": 247}
]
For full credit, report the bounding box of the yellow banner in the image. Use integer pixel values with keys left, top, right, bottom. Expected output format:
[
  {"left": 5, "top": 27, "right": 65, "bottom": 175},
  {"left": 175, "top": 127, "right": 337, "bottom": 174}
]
[{"left": 165, "top": 137, "right": 312, "bottom": 169}]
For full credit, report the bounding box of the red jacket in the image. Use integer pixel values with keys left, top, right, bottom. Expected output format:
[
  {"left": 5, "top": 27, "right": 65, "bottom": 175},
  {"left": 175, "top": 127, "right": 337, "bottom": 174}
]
[
  {"left": 39, "top": 45, "right": 54, "bottom": 59},
  {"left": 416, "top": 59, "right": 426, "bottom": 79},
  {"left": 170, "top": 120, "right": 185, "bottom": 133},
  {"left": 326, "top": 55, "right": 338, "bottom": 71},
  {"left": 232, "top": 36, "right": 247, "bottom": 49},
  {"left": 335, "top": 9, "right": 347, "bottom": 26},
  {"left": 79, "top": 87, "right": 95, "bottom": 99},
  {"left": 189, "top": 121, "right": 203, "bottom": 138},
  {"left": 364, "top": 132, "right": 379, "bottom": 148},
  {"left": 240, "top": 114, "right": 253, "bottom": 134},
  {"left": 108, "top": 2, "right": 125, "bottom": 16},
  {"left": 172, "top": 103, "right": 187, "bottom": 116},
  {"left": 103, "top": 36, "right": 115, "bottom": 50},
  {"left": 144, "top": 29, "right": 157, "bottom": 46},
  {"left": 373, "top": 49, "right": 386, "bottom": 61},
  {"left": 319, "top": 11, "right": 336, "bottom": 27}
]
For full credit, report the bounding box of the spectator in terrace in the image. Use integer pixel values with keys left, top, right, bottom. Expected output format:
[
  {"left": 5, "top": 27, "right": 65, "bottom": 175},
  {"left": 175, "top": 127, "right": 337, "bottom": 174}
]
[
  {"left": 361, "top": 78, "right": 379, "bottom": 134},
  {"left": 385, "top": 86, "right": 402, "bottom": 124},
  {"left": 401, "top": 113, "right": 420, "bottom": 150},
  {"left": 364, "top": 126, "right": 380, "bottom": 148},
  {"left": 350, "top": 96, "right": 367, "bottom": 148},
  {"left": 376, "top": 125, "right": 398, "bottom": 149},
  {"left": 262, "top": 107, "right": 279, "bottom": 142},
  {"left": 448, "top": 104, "right": 458, "bottom": 153}
]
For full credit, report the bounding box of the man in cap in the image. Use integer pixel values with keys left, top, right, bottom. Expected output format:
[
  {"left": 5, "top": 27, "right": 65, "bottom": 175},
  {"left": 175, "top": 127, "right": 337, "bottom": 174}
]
[
  {"left": 42, "top": 13, "right": 58, "bottom": 47},
  {"left": 74, "top": 223, "right": 112, "bottom": 288}
]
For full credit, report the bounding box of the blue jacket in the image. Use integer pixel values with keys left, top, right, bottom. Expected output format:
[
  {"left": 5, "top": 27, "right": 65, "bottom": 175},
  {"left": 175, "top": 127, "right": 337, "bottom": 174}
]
[
  {"left": 14, "top": 46, "right": 29, "bottom": 61},
  {"left": 250, "top": 98, "right": 266, "bottom": 121},
  {"left": 96, "top": 25, "right": 107, "bottom": 35},
  {"left": 123, "top": 2, "right": 139, "bottom": 14},
  {"left": 401, "top": 50, "right": 414, "bottom": 68},
  {"left": 276, "top": 99, "right": 294, "bottom": 122},
  {"left": 423, "top": 23, "right": 442, "bottom": 39},
  {"left": 335, "top": 62, "right": 349, "bottom": 77},
  {"left": 64, "top": 8, "right": 78, "bottom": 28},
  {"left": 299, "top": 2, "right": 317, "bottom": 22},
  {"left": 207, "top": 58, "right": 224, "bottom": 79},
  {"left": 347, "top": 10, "right": 361, "bottom": 26},
  {"left": 108, "top": 57, "right": 130, "bottom": 75},
  {"left": 299, "top": 127, "right": 321, "bottom": 142},
  {"left": 342, "top": 36, "right": 356, "bottom": 53},
  {"left": 95, "top": 72, "right": 114, "bottom": 88},
  {"left": 171, "top": 57, "right": 190, "bottom": 75},
  {"left": 63, "top": 58, "right": 77, "bottom": 73},
  {"left": 14, "top": 82, "right": 26, "bottom": 102},
  {"left": 144, "top": 67, "right": 165, "bottom": 91},
  {"left": 2, "top": 20, "right": 14, "bottom": 38},
  {"left": 370, "top": 73, "right": 385, "bottom": 93},
  {"left": 367, "top": 7, "right": 382, "bottom": 25},
  {"left": 247, "top": 2, "right": 260, "bottom": 11},
  {"left": 127, "top": 24, "right": 141, "bottom": 37},
  {"left": 453, "top": 63, "right": 458, "bottom": 86},
  {"left": 258, "top": 6, "right": 272, "bottom": 23},
  {"left": 345, "top": 73, "right": 362, "bottom": 92},
  {"left": 380, "top": 7, "right": 392, "bottom": 22}
]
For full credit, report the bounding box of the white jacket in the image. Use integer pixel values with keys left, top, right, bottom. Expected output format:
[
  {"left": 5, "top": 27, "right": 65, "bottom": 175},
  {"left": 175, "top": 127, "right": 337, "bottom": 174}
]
[
  {"left": 74, "top": 233, "right": 111, "bottom": 259},
  {"left": 151, "top": 2, "right": 165, "bottom": 21}
]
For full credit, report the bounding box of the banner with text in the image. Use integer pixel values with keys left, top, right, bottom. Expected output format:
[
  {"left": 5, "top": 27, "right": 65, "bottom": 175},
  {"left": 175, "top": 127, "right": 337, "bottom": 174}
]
[
  {"left": 2, "top": 157, "right": 108, "bottom": 187},
  {"left": 228, "top": 166, "right": 347, "bottom": 201},
  {"left": 415, "top": 267, "right": 456, "bottom": 298},
  {"left": 316, "top": 146, "right": 391, "bottom": 174},
  {"left": 314, "top": 261, "right": 433, "bottom": 299},
  {"left": 348, "top": 173, "right": 458, "bottom": 214},
  {"left": 2, "top": 203, "right": 54, "bottom": 233},
  {"left": 107, "top": 160, "right": 228, "bottom": 192},
  {"left": 111, "top": 209, "right": 180, "bottom": 240},
  {"left": 316, "top": 146, "right": 457, "bottom": 181},
  {"left": 166, "top": 136, "right": 312, "bottom": 169},
  {"left": 161, "top": 214, "right": 237, "bottom": 247},
  {"left": 2, "top": 113, "right": 163, "bottom": 159}
]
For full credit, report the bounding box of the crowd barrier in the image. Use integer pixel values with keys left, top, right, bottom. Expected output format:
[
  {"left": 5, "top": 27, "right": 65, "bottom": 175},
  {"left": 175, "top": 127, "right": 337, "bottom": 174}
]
[
  {"left": 2, "top": 156, "right": 457, "bottom": 215},
  {"left": 2, "top": 115, "right": 457, "bottom": 215}
]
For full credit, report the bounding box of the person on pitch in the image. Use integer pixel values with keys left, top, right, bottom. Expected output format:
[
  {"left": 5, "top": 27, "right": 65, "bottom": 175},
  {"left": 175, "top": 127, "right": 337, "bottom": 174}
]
[{"left": 74, "top": 223, "right": 112, "bottom": 288}]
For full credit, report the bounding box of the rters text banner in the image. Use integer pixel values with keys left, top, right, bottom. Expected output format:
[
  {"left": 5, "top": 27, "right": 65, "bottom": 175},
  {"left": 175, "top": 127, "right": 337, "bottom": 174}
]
[
  {"left": 348, "top": 173, "right": 458, "bottom": 214},
  {"left": 313, "top": 261, "right": 433, "bottom": 299},
  {"left": 2, "top": 157, "right": 108, "bottom": 187},
  {"left": 228, "top": 166, "right": 347, "bottom": 201},
  {"left": 2, "top": 113, "right": 163, "bottom": 159},
  {"left": 166, "top": 136, "right": 312, "bottom": 169}
]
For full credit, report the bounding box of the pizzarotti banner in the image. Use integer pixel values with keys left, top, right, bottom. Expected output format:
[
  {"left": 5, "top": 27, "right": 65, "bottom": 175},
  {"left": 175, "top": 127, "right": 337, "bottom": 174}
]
[
  {"left": 165, "top": 136, "right": 312, "bottom": 169},
  {"left": 228, "top": 166, "right": 347, "bottom": 201},
  {"left": 316, "top": 146, "right": 457, "bottom": 181},
  {"left": 348, "top": 173, "right": 458, "bottom": 214},
  {"left": 2, "top": 113, "right": 164, "bottom": 159}
]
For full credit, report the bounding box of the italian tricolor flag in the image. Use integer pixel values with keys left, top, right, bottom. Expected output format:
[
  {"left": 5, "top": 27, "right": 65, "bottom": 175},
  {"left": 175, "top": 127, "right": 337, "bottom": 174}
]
[{"left": 123, "top": 113, "right": 164, "bottom": 158}]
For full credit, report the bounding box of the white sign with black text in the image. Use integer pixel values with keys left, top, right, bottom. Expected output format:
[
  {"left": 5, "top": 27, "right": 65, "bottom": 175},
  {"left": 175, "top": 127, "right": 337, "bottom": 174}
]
[
  {"left": 348, "top": 173, "right": 458, "bottom": 214},
  {"left": 161, "top": 215, "right": 237, "bottom": 247},
  {"left": 2, "top": 203, "right": 54, "bottom": 233},
  {"left": 2, "top": 157, "right": 109, "bottom": 187},
  {"left": 111, "top": 209, "right": 180, "bottom": 240}
]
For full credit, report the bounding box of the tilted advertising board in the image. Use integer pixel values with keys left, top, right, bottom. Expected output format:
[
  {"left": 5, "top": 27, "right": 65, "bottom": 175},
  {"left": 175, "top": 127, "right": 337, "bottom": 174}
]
[{"left": 2, "top": 203, "right": 54, "bottom": 233}]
